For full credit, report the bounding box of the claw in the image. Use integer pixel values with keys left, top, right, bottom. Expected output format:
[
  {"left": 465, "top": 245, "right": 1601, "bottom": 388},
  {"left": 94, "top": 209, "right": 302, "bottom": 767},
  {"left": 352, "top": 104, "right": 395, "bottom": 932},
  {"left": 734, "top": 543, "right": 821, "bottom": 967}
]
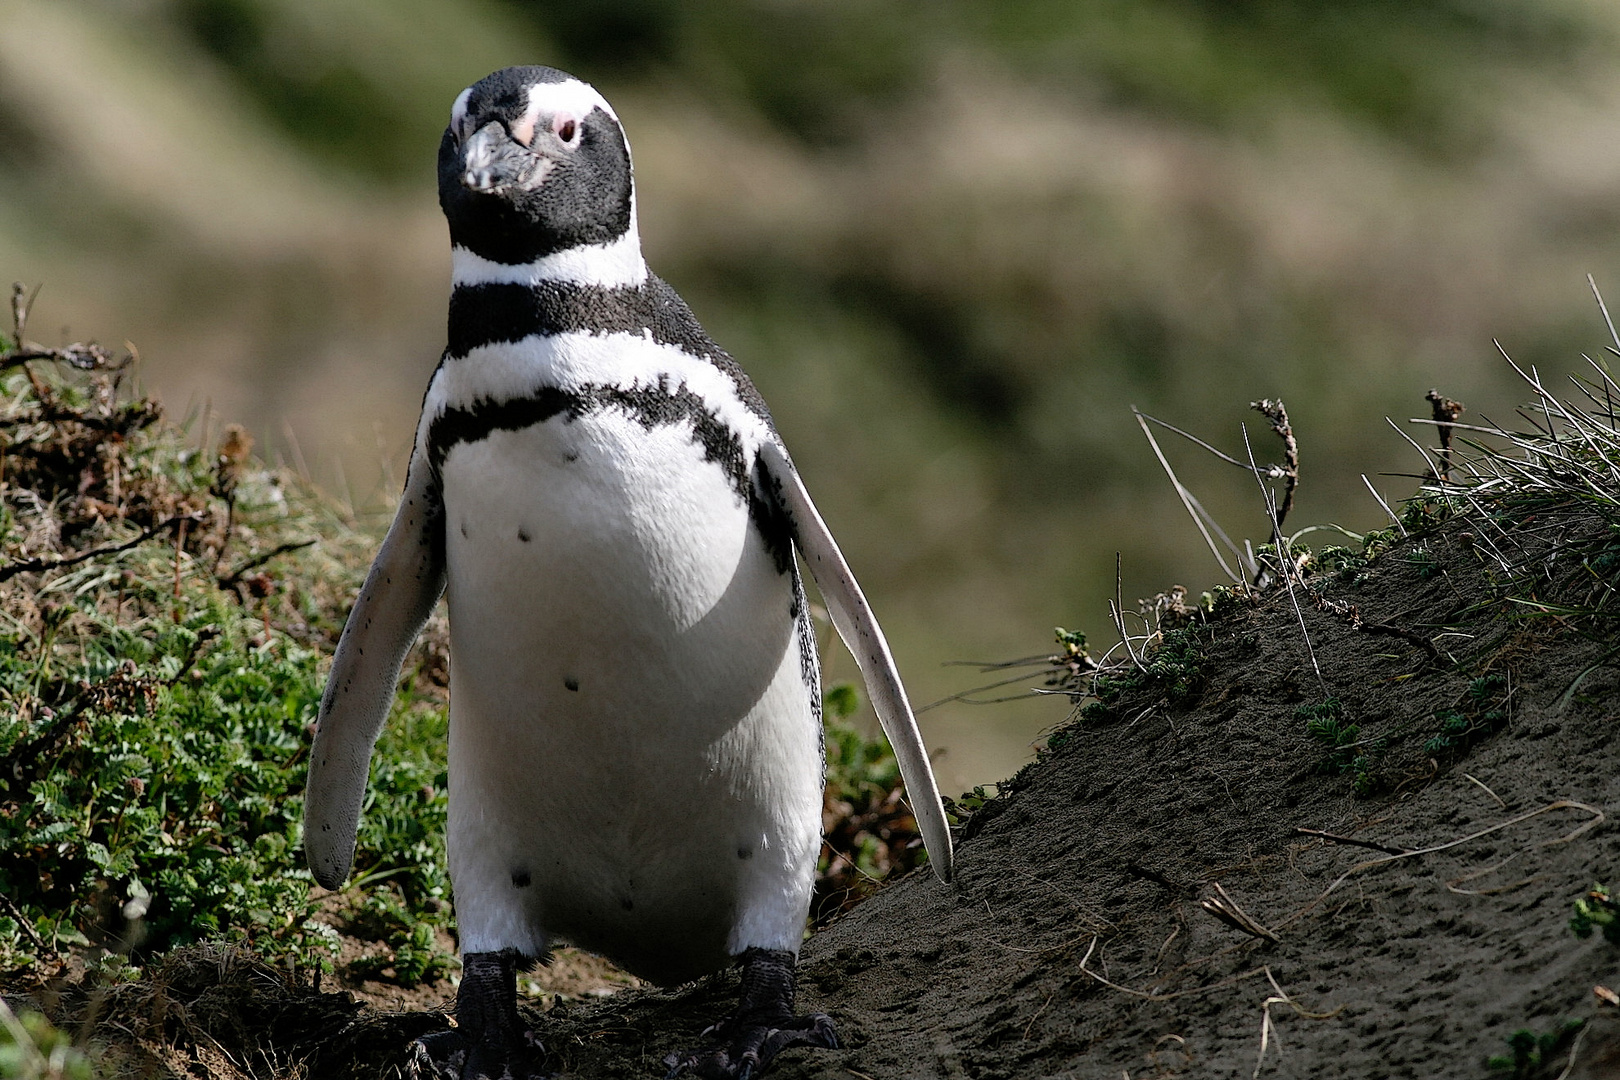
[
  {"left": 446, "top": 950, "right": 549, "bottom": 1079},
  {"left": 663, "top": 949, "right": 838, "bottom": 1079}
]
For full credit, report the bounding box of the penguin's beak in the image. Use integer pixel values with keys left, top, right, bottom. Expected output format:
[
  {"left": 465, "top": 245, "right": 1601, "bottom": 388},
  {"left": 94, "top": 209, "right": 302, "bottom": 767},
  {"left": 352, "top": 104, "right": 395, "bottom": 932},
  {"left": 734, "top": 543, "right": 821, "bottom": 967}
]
[{"left": 460, "top": 121, "right": 553, "bottom": 194}]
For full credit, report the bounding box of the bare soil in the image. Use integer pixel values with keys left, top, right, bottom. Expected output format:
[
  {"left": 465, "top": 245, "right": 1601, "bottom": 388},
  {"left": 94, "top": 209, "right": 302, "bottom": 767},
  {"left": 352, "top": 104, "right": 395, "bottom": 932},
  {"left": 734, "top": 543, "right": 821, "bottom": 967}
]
[{"left": 13, "top": 522, "right": 1620, "bottom": 1079}]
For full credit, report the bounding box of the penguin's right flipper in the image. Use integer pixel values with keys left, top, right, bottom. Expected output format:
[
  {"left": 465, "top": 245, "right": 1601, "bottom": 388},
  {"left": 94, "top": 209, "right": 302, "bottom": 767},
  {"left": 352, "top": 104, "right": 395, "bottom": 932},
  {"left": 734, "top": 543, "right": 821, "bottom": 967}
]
[{"left": 304, "top": 445, "right": 446, "bottom": 890}]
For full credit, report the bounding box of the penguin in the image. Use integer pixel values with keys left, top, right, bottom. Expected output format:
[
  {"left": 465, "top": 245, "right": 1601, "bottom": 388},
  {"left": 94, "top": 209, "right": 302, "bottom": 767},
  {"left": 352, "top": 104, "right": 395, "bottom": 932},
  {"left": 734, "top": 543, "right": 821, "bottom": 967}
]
[{"left": 302, "top": 65, "right": 953, "bottom": 1080}]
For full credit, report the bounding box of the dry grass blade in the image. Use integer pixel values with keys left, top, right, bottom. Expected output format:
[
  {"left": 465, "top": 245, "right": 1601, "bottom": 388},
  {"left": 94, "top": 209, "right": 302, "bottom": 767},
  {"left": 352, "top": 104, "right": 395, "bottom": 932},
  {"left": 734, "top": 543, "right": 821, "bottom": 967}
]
[
  {"left": 1280, "top": 800, "right": 1605, "bottom": 931},
  {"left": 1200, "top": 883, "right": 1280, "bottom": 943},
  {"left": 1133, "top": 407, "right": 1250, "bottom": 581},
  {"left": 1076, "top": 937, "right": 1271, "bottom": 1003},
  {"left": 1252, "top": 968, "right": 1344, "bottom": 1079},
  {"left": 1111, "top": 551, "right": 1146, "bottom": 672},
  {"left": 1362, "top": 474, "right": 1407, "bottom": 536}
]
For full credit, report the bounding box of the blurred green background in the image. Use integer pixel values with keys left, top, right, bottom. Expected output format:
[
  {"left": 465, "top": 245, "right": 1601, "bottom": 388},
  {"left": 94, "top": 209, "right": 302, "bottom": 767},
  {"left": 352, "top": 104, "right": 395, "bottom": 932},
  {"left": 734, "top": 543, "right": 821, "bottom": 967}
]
[{"left": 2, "top": 0, "right": 1617, "bottom": 793}]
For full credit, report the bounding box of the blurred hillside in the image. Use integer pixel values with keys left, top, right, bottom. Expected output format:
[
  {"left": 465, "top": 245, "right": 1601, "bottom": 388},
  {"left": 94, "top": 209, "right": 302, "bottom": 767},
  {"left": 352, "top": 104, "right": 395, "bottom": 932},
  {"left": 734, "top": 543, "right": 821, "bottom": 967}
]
[{"left": 1, "top": 0, "right": 1617, "bottom": 791}]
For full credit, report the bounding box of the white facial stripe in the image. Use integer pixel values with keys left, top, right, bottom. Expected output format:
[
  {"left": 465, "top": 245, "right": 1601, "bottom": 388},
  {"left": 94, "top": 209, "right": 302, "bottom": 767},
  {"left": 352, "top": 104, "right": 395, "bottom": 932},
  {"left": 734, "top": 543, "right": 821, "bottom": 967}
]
[
  {"left": 449, "top": 87, "right": 472, "bottom": 136},
  {"left": 451, "top": 212, "right": 646, "bottom": 288},
  {"left": 427, "top": 333, "right": 773, "bottom": 460},
  {"left": 525, "top": 78, "right": 620, "bottom": 129}
]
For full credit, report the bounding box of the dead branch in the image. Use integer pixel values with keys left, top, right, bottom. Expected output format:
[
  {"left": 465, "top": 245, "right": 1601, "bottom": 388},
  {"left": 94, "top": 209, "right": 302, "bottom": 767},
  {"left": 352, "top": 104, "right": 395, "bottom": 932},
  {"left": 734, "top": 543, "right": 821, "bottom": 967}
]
[
  {"left": 0, "top": 513, "right": 201, "bottom": 582},
  {"left": 1278, "top": 799, "right": 1604, "bottom": 931},
  {"left": 0, "top": 341, "right": 125, "bottom": 374},
  {"left": 1312, "top": 593, "right": 1442, "bottom": 664},
  {"left": 1250, "top": 399, "right": 1298, "bottom": 528},
  {"left": 0, "top": 890, "right": 53, "bottom": 960},
  {"left": 1424, "top": 389, "right": 1465, "bottom": 483}
]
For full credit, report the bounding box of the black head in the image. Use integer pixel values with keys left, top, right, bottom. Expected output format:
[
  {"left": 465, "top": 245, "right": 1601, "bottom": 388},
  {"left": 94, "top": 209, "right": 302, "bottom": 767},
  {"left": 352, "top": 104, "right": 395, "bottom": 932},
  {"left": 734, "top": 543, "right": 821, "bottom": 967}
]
[{"left": 439, "top": 66, "right": 634, "bottom": 265}]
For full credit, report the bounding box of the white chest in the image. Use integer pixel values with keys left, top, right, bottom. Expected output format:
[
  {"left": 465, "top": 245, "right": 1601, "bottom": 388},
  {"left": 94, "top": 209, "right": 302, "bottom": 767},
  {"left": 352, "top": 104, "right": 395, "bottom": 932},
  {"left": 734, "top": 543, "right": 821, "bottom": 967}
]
[{"left": 432, "top": 369, "right": 822, "bottom": 981}]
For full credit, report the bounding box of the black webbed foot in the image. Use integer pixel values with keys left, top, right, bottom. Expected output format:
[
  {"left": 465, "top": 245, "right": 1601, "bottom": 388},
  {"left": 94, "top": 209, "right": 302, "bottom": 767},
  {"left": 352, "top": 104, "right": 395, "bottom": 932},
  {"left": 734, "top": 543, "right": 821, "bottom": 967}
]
[
  {"left": 663, "top": 948, "right": 838, "bottom": 1080},
  {"left": 409, "top": 949, "right": 547, "bottom": 1080}
]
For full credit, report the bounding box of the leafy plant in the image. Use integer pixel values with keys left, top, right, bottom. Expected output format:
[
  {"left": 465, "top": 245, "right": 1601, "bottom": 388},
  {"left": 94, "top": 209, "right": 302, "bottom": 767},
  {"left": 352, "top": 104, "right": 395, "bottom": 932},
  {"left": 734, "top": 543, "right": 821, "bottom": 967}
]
[
  {"left": 813, "top": 682, "right": 928, "bottom": 924},
  {"left": 941, "top": 786, "right": 996, "bottom": 828},
  {"left": 0, "top": 360, "right": 439, "bottom": 977},
  {"left": 343, "top": 884, "right": 453, "bottom": 987},
  {"left": 1486, "top": 1019, "right": 1585, "bottom": 1077},
  {"left": 1422, "top": 709, "right": 1473, "bottom": 756},
  {"left": 1423, "top": 676, "right": 1509, "bottom": 758},
  {"left": 1313, "top": 544, "right": 1369, "bottom": 584},
  {"left": 1298, "top": 698, "right": 1378, "bottom": 794},
  {"left": 1405, "top": 545, "right": 1440, "bottom": 579},
  {"left": 1571, "top": 883, "right": 1620, "bottom": 946}
]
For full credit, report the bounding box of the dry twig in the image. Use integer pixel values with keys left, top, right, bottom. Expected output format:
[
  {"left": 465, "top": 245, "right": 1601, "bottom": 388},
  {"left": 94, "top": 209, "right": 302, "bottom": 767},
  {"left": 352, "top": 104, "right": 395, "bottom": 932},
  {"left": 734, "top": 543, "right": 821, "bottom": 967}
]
[
  {"left": 1249, "top": 399, "right": 1299, "bottom": 528},
  {"left": 1292, "top": 827, "right": 1411, "bottom": 857},
  {"left": 1424, "top": 389, "right": 1465, "bottom": 483},
  {"left": 1201, "top": 882, "right": 1280, "bottom": 944},
  {"left": 0, "top": 513, "right": 200, "bottom": 582},
  {"left": 1077, "top": 937, "right": 1270, "bottom": 1003}
]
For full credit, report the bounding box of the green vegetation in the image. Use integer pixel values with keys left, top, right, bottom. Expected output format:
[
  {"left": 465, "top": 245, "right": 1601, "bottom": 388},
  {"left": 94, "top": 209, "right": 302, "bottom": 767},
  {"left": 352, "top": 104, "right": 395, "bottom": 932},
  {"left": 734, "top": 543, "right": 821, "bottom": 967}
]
[
  {"left": 814, "top": 682, "right": 929, "bottom": 923},
  {"left": 1421, "top": 675, "right": 1508, "bottom": 759},
  {"left": 1297, "top": 698, "right": 1379, "bottom": 795},
  {"left": 940, "top": 785, "right": 997, "bottom": 828},
  {"left": 0, "top": 354, "right": 393, "bottom": 974},
  {"left": 1083, "top": 623, "right": 1212, "bottom": 722},
  {"left": 1570, "top": 883, "right": 1620, "bottom": 946},
  {"left": 0, "top": 1001, "right": 93, "bottom": 1080},
  {"left": 1486, "top": 1019, "right": 1585, "bottom": 1077},
  {"left": 162, "top": 0, "right": 1595, "bottom": 173}
]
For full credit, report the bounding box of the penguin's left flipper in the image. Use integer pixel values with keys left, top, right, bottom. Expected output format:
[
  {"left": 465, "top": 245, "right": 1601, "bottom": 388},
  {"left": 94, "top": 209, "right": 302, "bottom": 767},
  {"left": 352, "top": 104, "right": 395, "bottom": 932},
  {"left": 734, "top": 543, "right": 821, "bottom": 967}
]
[
  {"left": 662, "top": 949, "right": 838, "bottom": 1080},
  {"left": 757, "top": 441, "right": 956, "bottom": 883},
  {"left": 305, "top": 448, "right": 447, "bottom": 890}
]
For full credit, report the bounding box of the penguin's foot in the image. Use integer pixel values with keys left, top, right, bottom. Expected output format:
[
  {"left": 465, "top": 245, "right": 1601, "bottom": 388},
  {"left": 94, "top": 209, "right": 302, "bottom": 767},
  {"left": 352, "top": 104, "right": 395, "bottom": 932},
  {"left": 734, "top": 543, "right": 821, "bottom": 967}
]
[
  {"left": 408, "top": 949, "right": 548, "bottom": 1080},
  {"left": 662, "top": 948, "right": 838, "bottom": 1080},
  {"left": 405, "top": 1029, "right": 465, "bottom": 1079}
]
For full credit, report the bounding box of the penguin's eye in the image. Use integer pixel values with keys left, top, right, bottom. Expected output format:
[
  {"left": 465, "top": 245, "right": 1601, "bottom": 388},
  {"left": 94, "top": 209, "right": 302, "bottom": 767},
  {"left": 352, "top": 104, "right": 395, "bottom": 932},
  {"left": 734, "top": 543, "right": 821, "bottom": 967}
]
[{"left": 554, "top": 116, "right": 579, "bottom": 145}]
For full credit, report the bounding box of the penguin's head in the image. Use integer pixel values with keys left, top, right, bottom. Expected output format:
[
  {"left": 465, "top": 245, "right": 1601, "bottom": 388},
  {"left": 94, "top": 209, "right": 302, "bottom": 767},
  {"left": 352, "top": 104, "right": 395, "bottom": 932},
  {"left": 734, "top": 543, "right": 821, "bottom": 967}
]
[{"left": 439, "top": 66, "right": 633, "bottom": 265}]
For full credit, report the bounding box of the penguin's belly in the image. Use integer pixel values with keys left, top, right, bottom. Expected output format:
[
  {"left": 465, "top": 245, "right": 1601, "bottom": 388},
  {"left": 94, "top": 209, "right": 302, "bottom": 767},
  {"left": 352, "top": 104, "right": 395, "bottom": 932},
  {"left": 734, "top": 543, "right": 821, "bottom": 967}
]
[{"left": 439, "top": 407, "right": 822, "bottom": 984}]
